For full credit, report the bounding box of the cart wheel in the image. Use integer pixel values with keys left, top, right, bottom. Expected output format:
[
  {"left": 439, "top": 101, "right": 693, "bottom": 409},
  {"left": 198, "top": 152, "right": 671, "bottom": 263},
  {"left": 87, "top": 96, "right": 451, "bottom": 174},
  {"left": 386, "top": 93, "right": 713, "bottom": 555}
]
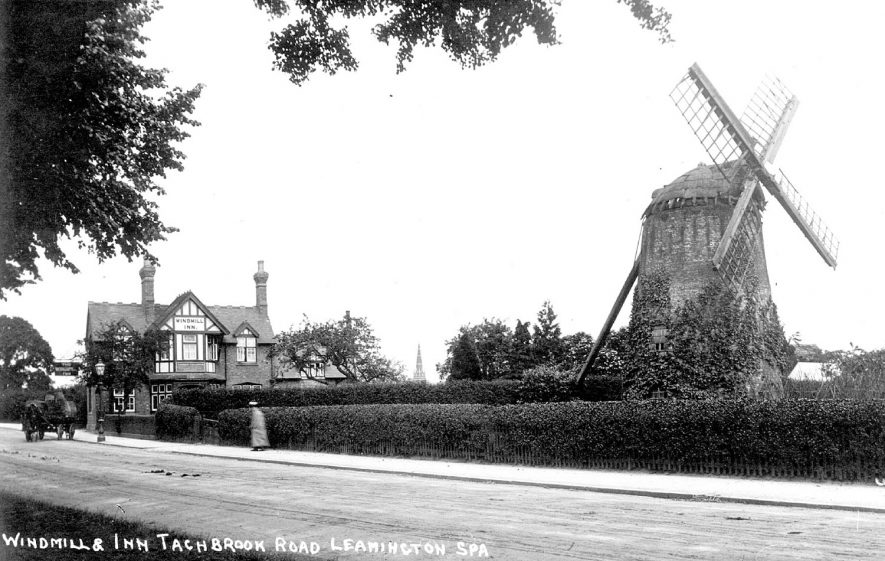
[
  {"left": 38, "top": 430, "right": 45, "bottom": 440},
  {"left": 57, "top": 426, "right": 64, "bottom": 439}
]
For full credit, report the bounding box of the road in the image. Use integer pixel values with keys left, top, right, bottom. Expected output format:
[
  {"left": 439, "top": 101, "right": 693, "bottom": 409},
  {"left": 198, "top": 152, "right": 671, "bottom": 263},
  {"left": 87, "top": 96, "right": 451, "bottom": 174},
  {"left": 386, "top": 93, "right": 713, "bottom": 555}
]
[{"left": 1, "top": 430, "right": 883, "bottom": 560}]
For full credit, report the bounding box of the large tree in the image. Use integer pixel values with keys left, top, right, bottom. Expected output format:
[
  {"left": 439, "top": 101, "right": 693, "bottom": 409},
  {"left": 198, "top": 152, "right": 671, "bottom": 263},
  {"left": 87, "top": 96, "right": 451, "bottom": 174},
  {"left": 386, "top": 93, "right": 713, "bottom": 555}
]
[
  {"left": 1, "top": 0, "right": 671, "bottom": 297},
  {"left": 445, "top": 331, "right": 483, "bottom": 381},
  {"left": 0, "top": 315, "right": 54, "bottom": 392},
  {"left": 440, "top": 319, "right": 515, "bottom": 381},
  {"left": 274, "top": 313, "right": 404, "bottom": 383},
  {"left": 82, "top": 321, "right": 167, "bottom": 413},
  {"left": 0, "top": 0, "right": 202, "bottom": 298},
  {"left": 254, "top": 0, "right": 672, "bottom": 85}
]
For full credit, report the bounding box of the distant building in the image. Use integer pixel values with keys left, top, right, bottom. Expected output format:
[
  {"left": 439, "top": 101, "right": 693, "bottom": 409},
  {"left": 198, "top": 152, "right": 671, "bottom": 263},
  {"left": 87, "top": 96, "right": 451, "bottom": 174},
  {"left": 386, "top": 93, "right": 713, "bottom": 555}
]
[
  {"left": 413, "top": 345, "right": 426, "bottom": 383},
  {"left": 273, "top": 348, "right": 348, "bottom": 388},
  {"left": 85, "top": 260, "right": 276, "bottom": 428},
  {"left": 788, "top": 361, "right": 829, "bottom": 382}
]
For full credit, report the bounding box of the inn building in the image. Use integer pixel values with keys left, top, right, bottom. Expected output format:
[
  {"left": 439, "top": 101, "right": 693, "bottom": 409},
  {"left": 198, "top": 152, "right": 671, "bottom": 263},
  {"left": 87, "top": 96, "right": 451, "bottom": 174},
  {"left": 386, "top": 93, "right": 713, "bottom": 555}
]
[{"left": 85, "top": 260, "right": 276, "bottom": 429}]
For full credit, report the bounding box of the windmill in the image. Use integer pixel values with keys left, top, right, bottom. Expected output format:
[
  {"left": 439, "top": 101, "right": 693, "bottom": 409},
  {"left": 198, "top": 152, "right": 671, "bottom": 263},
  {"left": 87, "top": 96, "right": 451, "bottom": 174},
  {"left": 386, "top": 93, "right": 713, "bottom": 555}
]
[{"left": 576, "top": 63, "right": 839, "bottom": 385}]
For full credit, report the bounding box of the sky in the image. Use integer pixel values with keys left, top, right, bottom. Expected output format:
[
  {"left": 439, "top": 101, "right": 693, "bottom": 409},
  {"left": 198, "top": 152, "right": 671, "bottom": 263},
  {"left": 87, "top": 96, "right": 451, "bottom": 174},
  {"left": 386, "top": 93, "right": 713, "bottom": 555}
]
[{"left": 4, "top": 0, "right": 885, "bottom": 385}]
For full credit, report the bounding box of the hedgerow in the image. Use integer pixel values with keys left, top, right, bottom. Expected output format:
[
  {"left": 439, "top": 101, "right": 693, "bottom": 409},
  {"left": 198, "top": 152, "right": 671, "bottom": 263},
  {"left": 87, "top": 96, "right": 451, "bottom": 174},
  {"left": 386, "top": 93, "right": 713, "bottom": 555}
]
[
  {"left": 170, "top": 380, "right": 523, "bottom": 416},
  {"left": 155, "top": 402, "right": 201, "bottom": 440},
  {"left": 169, "top": 378, "right": 626, "bottom": 418},
  {"left": 215, "top": 399, "right": 885, "bottom": 481}
]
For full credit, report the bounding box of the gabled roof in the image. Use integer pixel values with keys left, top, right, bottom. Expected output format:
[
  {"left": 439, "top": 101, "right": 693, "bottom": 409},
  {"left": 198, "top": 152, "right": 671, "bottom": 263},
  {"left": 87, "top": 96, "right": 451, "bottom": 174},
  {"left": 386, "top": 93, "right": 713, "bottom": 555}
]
[
  {"left": 149, "top": 291, "right": 230, "bottom": 336},
  {"left": 86, "top": 298, "right": 275, "bottom": 345},
  {"left": 276, "top": 362, "right": 348, "bottom": 381},
  {"left": 86, "top": 302, "right": 158, "bottom": 339},
  {"left": 212, "top": 308, "right": 274, "bottom": 345},
  {"left": 788, "top": 361, "right": 830, "bottom": 382},
  {"left": 232, "top": 321, "right": 259, "bottom": 337}
]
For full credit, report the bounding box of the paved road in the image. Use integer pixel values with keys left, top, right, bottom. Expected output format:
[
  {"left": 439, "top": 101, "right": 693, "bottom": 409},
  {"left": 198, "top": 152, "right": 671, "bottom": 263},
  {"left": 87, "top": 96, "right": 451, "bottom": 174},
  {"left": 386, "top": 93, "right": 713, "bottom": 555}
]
[{"left": 1, "top": 431, "right": 883, "bottom": 560}]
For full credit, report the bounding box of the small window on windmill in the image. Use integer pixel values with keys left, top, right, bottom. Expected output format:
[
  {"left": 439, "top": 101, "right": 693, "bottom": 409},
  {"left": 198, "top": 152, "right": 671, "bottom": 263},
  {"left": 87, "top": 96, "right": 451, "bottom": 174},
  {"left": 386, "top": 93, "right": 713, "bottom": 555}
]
[{"left": 651, "top": 326, "right": 669, "bottom": 352}]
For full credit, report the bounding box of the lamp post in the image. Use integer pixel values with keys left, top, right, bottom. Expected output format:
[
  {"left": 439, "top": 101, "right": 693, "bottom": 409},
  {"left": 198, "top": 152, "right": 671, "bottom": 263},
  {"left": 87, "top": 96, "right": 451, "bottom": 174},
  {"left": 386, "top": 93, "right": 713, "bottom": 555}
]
[{"left": 95, "top": 361, "right": 106, "bottom": 443}]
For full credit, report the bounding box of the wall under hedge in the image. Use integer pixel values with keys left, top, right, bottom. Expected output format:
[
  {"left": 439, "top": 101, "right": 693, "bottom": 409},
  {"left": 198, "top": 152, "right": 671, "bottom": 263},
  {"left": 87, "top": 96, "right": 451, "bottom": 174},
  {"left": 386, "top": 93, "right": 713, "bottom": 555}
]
[{"left": 216, "top": 399, "right": 885, "bottom": 481}]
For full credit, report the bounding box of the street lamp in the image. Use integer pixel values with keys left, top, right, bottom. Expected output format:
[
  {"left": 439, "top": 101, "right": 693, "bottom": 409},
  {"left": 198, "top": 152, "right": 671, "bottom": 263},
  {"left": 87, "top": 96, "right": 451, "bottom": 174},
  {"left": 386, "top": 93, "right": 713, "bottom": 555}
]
[{"left": 95, "top": 361, "right": 106, "bottom": 443}]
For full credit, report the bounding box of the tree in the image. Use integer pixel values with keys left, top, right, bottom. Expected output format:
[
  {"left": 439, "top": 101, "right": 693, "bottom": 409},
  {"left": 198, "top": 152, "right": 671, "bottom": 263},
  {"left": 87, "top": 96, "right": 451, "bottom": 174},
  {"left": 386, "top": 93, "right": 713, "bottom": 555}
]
[
  {"left": 273, "top": 313, "right": 404, "bottom": 383},
  {"left": 532, "top": 300, "right": 564, "bottom": 366},
  {"left": 440, "top": 319, "right": 514, "bottom": 380},
  {"left": 254, "top": 0, "right": 672, "bottom": 85},
  {"left": 509, "top": 319, "right": 534, "bottom": 375},
  {"left": 821, "top": 346, "right": 885, "bottom": 398},
  {"left": 559, "top": 331, "right": 593, "bottom": 372},
  {"left": 0, "top": 315, "right": 54, "bottom": 392},
  {"left": 82, "top": 321, "right": 167, "bottom": 414},
  {"left": 0, "top": 0, "right": 202, "bottom": 298},
  {"left": 445, "top": 331, "right": 483, "bottom": 381}
]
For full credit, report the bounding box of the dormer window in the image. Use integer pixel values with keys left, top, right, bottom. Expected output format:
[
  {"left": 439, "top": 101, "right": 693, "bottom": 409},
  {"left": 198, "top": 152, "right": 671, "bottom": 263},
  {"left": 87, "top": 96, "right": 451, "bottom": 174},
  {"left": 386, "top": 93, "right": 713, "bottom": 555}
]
[{"left": 237, "top": 334, "right": 256, "bottom": 363}]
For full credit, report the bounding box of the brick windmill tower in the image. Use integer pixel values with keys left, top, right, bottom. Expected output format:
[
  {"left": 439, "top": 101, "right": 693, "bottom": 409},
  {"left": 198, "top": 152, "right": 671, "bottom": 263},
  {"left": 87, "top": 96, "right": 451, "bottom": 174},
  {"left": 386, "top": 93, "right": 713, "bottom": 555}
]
[{"left": 577, "top": 63, "right": 839, "bottom": 384}]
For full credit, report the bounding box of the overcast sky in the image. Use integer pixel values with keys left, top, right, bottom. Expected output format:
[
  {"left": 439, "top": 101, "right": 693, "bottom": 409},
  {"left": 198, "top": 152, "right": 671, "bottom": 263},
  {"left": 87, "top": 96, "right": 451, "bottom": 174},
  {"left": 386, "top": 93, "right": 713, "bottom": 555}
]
[{"left": 5, "top": 0, "right": 884, "bottom": 383}]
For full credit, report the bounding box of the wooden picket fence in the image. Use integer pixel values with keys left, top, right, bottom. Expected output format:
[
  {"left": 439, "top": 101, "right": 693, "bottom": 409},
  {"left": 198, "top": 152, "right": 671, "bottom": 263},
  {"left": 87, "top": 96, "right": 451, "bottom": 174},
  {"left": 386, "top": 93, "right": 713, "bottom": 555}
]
[{"left": 281, "top": 431, "right": 883, "bottom": 482}]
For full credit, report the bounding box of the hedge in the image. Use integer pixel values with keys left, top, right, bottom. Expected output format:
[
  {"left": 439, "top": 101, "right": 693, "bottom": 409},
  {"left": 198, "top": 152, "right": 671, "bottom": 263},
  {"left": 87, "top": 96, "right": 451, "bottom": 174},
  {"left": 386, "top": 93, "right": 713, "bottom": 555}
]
[
  {"left": 216, "top": 399, "right": 885, "bottom": 481},
  {"left": 155, "top": 403, "right": 201, "bottom": 440},
  {"left": 169, "top": 380, "right": 524, "bottom": 416},
  {"left": 169, "top": 378, "right": 625, "bottom": 417}
]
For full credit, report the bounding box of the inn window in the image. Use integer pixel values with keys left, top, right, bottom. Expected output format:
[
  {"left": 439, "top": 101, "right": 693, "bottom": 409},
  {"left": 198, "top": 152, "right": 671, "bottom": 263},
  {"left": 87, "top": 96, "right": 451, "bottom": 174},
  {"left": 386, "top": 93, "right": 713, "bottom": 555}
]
[
  {"left": 158, "top": 333, "right": 173, "bottom": 360},
  {"left": 206, "top": 335, "right": 220, "bottom": 361},
  {"left": 150, "top": 384, "right": 173, "bottom": 412},
  {"left": 182, "top": 334, "right": 198, "bottom": 360},
  {"left": 232, "top": 383, "right": 262, "bottom": 390},
  {"left": 651, "top": 326, "right": 669, "bottom": 352},
  {"left": 112, "top": 389, "right": 135, "bottom": 413},
  {"left": 237, "top": 335, "right": 256, "bottom": 363}
]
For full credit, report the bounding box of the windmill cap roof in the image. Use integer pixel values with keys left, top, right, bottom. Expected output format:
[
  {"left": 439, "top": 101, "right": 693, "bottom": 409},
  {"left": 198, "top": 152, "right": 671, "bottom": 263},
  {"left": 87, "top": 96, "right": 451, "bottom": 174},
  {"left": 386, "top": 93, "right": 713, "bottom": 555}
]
[{"left": 645, "top": 162, "right": 761, "bottom": 216}]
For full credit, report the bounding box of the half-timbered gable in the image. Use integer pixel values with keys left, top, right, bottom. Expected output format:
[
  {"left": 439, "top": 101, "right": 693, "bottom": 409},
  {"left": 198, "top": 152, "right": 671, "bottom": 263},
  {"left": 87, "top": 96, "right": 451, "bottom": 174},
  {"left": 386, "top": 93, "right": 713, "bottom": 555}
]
[{"left": 84, "top": 261, "right": 275, "bottom": 428}]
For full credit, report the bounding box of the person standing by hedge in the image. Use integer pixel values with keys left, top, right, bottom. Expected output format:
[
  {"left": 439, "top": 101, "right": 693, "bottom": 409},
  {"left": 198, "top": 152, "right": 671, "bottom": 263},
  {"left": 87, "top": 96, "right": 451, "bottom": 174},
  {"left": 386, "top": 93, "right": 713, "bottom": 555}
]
[{"left": 249, "top": 401, "right": 269, "bottom": 451}]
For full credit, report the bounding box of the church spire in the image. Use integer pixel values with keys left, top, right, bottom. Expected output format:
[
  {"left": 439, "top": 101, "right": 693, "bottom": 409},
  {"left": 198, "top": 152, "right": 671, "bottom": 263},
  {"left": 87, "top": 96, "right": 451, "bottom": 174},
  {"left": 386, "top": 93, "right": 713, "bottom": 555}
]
[{"left": 413, "top": 345, "right": 426, "bottom": 383}]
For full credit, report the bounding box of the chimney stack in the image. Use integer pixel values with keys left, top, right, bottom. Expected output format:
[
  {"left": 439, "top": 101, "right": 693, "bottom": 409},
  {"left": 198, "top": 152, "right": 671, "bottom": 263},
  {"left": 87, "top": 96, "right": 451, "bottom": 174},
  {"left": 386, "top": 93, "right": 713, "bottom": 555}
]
[
  {"left": 254, "top": 260, "right": 269, "bottom": 316},
  {"left": 139, "top": 257, "right": 156, "bottom": 324}
]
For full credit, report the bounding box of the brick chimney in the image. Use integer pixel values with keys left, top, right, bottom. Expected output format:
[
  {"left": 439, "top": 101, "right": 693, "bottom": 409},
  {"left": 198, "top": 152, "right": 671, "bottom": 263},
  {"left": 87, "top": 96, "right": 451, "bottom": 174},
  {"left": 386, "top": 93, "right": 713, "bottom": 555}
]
[
  {"left": 139, "top": 257, "right": 156, "bottom": 324},
  {"left": 254, "top": 260, "right": 269, "bottom": 316}
]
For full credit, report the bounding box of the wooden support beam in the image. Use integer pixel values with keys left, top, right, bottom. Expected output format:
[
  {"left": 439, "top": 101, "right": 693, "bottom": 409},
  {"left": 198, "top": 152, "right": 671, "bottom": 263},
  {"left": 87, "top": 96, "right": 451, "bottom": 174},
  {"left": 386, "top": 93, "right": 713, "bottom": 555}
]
[{"left": 576, "top": 258, "right": 640, "bottom": 386}]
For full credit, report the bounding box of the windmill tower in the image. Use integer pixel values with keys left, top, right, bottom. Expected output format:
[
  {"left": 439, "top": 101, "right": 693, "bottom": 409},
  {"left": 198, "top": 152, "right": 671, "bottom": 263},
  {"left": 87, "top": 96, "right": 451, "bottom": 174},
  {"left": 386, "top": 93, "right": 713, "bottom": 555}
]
[
  {"left": 413, "top": 345, "right": 426, "bottom": 383},
  {"left": 577, "top": 63, "right": 839, "bottom": 384}
]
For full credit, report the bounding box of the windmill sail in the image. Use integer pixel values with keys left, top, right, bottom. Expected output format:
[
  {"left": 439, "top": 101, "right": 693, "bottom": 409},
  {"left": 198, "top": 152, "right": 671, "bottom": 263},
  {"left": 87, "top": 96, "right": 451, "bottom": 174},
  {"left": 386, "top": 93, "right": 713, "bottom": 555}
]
[
  {"left": 671, "top": 63, "right": 839, "bottom": 269},
  {"left": 740, "top": 76, "right": 799, "bottom": 163},
  {"left": 713, "top": 78, "right": 799, "bottom": 286}
]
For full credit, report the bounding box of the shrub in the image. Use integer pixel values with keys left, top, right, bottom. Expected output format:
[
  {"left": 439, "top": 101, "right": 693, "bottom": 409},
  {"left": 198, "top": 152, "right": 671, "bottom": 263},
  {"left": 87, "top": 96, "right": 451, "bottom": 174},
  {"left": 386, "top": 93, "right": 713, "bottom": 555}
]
[
  {"left": 170, "top": 380, "right": 523, "bottom": 416},
  {"left": 517, "top": 366, "right": 576, "bottom": 403},
  {"left": 155, "top": 403, "right": 201, "bottom": 440},
  {"left": 215, "top": 399, "right": 885, "bottom": 480}
]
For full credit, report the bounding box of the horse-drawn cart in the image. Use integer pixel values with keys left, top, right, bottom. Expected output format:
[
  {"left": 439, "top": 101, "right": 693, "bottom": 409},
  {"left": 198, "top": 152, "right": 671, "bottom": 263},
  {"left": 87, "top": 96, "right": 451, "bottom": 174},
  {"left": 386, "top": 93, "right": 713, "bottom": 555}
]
[{"left": 22, "top": 392, "right": 78, "bottom": 442}]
